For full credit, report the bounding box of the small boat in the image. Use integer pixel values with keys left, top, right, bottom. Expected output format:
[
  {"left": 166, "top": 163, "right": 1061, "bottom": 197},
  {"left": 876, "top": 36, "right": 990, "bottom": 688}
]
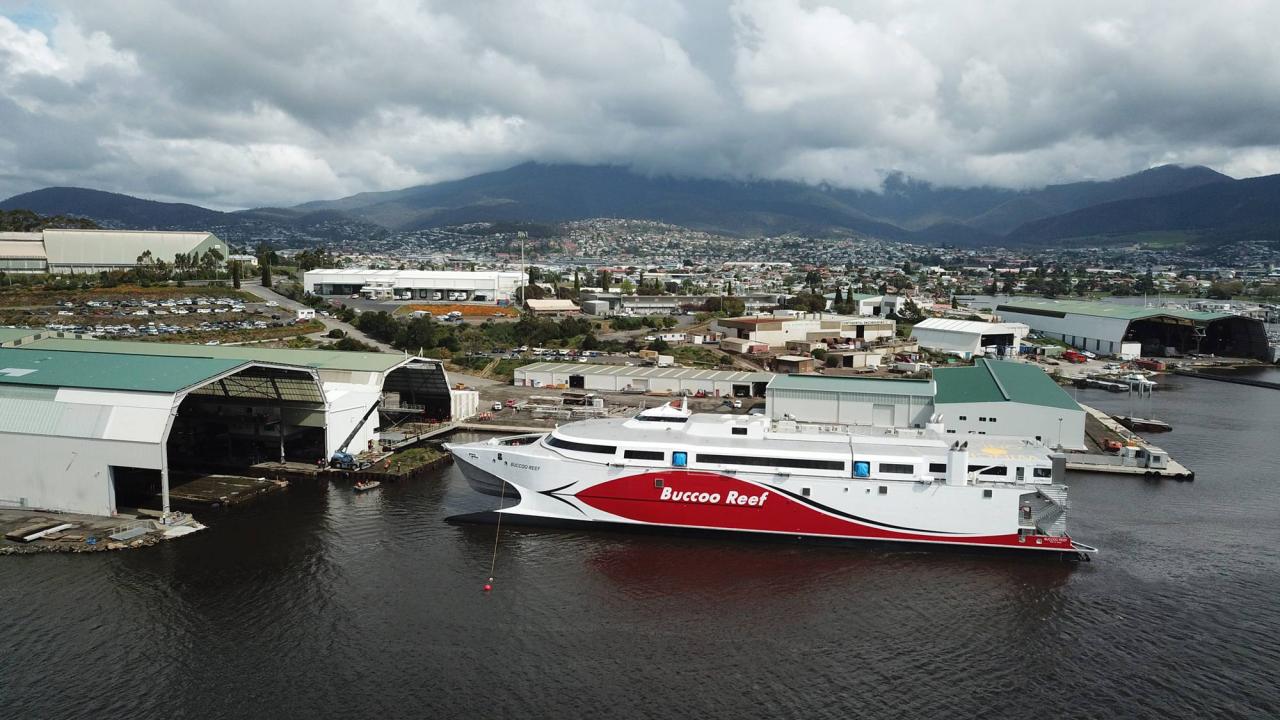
[
  {"left": 353, "top": 480, "right": 381, "bottom": 492},
  {"left": 1112, "top": 415, "right": 1173, "bottom": 433},
  {"left": 1121, "top": 373, "right": 1158, "bottom": 390}
]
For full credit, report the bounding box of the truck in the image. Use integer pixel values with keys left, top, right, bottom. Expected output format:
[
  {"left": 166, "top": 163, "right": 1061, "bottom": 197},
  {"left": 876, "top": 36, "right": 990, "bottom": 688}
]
[{"left": 1062, "top": 350, "right": 1088, "bottom": 364}]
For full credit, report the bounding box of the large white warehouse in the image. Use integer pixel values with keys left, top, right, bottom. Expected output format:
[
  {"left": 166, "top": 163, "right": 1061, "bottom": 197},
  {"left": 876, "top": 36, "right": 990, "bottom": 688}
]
[
  {"left": 912, "top": 318, "right": 1029, "bottom": 359},
  {"left": 304, "top": 269, "right": 524, "bottom": 303},
  {"left": 0, "top": 229, "right": 225, "bottom": 274},
  {"left": 996, "top": 298, "right": 1270, "bottom": 360}
]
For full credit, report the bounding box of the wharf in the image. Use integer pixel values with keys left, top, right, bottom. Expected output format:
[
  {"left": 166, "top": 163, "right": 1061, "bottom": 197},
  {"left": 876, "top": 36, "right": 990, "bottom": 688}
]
[
  {"left": 1065, "top": 405, "right": 1194, "bottom": 480},
  {"left": 1173, "top": 368, "right": 1280, "bottom": 390},
  {"left": 0, "top": 508, "right": 203, "bottom": 555},
  {"left": 167, "top": 474, "right": 288, "bottom": 507}
]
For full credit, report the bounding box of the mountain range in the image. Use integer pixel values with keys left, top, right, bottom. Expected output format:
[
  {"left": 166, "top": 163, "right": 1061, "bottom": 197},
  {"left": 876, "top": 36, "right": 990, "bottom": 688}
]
[{"left": 2, "top": 162, "right": 1276, "bottom": 250}]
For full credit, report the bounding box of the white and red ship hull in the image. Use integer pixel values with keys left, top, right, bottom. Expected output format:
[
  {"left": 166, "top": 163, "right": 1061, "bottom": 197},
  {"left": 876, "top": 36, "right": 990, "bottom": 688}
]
[{"left": 449, "top": 438, "right": 1094, "bottom": 556}]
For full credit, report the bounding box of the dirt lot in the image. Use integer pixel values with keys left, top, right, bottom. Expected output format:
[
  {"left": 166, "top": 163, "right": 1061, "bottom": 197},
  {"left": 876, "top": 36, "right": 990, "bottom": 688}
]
[{"left": 394, "top": 303, "right": 518, "bottom": 318}]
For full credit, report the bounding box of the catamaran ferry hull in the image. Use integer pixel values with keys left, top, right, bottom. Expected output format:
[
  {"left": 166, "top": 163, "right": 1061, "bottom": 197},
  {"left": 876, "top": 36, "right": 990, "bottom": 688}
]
[{"left": 450, "top": 447, "right": 1096, "bottom": 557}]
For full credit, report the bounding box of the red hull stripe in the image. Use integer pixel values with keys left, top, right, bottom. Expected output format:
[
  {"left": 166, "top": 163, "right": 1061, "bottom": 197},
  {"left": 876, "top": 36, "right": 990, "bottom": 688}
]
[{"left": 571, "top": 470, "right": 1074, "bottom": 550}]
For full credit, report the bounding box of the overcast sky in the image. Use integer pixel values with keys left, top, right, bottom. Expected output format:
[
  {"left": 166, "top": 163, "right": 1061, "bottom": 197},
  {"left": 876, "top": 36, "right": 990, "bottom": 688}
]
[{"left": 2, "top": 0, "right": 1279, "bottom": 209}]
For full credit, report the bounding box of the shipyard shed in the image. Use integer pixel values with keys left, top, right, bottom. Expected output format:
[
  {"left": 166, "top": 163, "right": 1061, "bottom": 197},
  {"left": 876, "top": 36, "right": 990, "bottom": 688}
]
[
  {"left": 911, "top": 318, "right": 1029, "bottom": 359},
  {"left": 765, "top": 374, "right": 936, "bottom": 427},
  {"left": 996, "top": 298, "right": 1269, "bottom": 360},
  {"left": 932, "top": 359, "right": 1085, "bottom": 450},
  {"left": 764, "top": 360, "right": 1086, "bottom": 448},
  {"left": 515, "top": 362, "right": 774, "bottom": 397},
  {"left": 22, "top": 338, "right": 462, "bottom": 458},
  {"left": 0, "top": 347, "right": 326, "bottom": 518}
]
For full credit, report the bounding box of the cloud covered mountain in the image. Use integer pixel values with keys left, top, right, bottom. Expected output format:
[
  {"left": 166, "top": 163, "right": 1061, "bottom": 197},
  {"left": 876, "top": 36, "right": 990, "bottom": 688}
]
[{"left": 4, "top": 162, "right": 1271, "bottom": 250}]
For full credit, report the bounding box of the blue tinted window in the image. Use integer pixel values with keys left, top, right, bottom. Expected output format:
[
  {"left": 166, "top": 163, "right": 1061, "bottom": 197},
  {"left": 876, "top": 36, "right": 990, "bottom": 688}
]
[
  {"left": 853, "top": 461, "right": 871, "bottom": 478},
  {"left": 672, "top": 451, "right": 688, "bottom": 467}
]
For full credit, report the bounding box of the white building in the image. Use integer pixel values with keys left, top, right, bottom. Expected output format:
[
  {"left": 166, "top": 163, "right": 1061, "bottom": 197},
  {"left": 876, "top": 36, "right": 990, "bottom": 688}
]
[
  {"left": 995, "top": 298, "right": 1269, "bottom": 360},
  {"left": 0, "top": 229, "right": 226, "bottom": 274},
  {"left": 932, "top": 359, "right": 1085, "bottom": 449},
  {"left": 765, "top": 359, "right": 1085, "bottom": 449},
  {"left": 912, "top": 318, "right": 1030, "bottom": 359},
  {"left": 713, "top": 312, "right": 895, "bottom": 348},
  {"left": 304, "top": 269, "right": 524, "bottom": 303}
]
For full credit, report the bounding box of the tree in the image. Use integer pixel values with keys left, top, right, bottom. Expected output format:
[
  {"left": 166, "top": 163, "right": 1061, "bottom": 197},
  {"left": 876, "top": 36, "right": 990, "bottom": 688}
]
[
  {"left": 230, "top": 260, "right": 242, "bottom": 289},
  {"left": 261, "top": 263, "right": 273, "bottom": 288},
  {"left": 598, "top": 270, "right": 611, "bottom": 292},
  {"left": 519, "top": 283, "right": 547, "bottom": 302},
  {"left": 580, "top": 333, "right": 601, "bottom": 351},
  {"left": 1136, "top": 270, "right": 1156, "bottom": 294},
  {"left": 619, "top": 279, "right": 636, "bottom": 295},
  {"left": 648, "top": 338, "right": 670, "bottom": 352},
  {"left": 786, "top": 292, "right": 827, "bottom": 313}
]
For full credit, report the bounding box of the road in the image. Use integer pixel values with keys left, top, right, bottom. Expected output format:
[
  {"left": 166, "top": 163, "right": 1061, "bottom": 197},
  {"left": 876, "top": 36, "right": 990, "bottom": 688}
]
[
  {"left": 239, "top": 280, "right": 397, "bottom": 353},
  {"left": 238, "top": 280, "right": 498, "bottom": 387}
]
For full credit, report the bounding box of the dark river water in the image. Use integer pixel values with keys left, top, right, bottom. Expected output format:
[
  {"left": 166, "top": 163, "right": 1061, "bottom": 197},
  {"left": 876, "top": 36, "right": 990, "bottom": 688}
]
[{"left": 3, "top": 370, "right": 1279, "bottom": 719}]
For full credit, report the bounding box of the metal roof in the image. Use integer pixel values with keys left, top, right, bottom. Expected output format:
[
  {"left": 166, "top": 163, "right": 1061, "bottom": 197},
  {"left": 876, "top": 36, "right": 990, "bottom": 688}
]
[
  {"left": 766, "top": 373, "right": 936, "bottom": 396},
  {"left": 0, "top": 347, "right": 247, "bottom": 393},
  {"left": 914, "top": 318, "right": 1027, "bottom": 334},
  {"left": 40, "top": 230, "right": 223, "bottom": 266},
  {"left": 0, "top": 327, "right": 48, "bottom": 345},
  {"left": 517, "top": 361, "right": 773, "bottom": 382},
  {"left": 24, "top": 338, "right": 407, "bottom": 372},
  {"left": 996, "top": 298, "right": 1232, "bottom": 322},
  {"left": 933, "top": 359, "right": 1080, "bottom": 411}
]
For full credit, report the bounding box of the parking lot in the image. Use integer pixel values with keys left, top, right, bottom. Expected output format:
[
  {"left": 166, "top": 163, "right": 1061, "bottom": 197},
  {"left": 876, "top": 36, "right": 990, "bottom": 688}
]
[{"left": 6, "top": 290, "right": 311, "bottom": 341}]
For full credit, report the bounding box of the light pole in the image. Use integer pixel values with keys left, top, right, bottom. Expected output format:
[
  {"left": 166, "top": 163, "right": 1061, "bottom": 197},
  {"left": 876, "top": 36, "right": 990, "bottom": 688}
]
[{"left": 1057, "top": 417, "right": 1063, "bottom": 450}]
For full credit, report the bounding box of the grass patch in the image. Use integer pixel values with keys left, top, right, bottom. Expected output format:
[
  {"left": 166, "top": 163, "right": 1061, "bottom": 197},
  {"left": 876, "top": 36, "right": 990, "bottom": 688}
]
[
  {"left": 382, "top": 446, "right": 445, "bottom": 475},
  {"left": 670, "top": 345, "right": 723, "bottom": 366}
]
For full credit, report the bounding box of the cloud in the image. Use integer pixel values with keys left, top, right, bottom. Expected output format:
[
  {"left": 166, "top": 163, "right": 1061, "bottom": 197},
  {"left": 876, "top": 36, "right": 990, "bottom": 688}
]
[{"left": 1, "top": 0, "right": 1278, "bottom": 208}]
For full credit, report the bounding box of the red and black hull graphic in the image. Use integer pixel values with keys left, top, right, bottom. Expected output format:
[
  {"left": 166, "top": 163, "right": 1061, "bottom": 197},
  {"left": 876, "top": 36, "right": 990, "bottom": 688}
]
[{"left": 564, "top": 470, "right": 1075, "bottom": 552}]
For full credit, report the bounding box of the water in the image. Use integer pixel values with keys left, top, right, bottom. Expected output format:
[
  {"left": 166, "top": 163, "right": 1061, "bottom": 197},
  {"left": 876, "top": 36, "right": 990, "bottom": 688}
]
[{"left": 3, "top": 382, "right": 1280, "bottom": 719}]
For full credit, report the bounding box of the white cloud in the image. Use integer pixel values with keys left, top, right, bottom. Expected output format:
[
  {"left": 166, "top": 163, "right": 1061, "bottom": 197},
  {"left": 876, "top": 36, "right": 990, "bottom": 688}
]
[{"left": 0, "top": 0, "right": 1278, "bottom": 207}]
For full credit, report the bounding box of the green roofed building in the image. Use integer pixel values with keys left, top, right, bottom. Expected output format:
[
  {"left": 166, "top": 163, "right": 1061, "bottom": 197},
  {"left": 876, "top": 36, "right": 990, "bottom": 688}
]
[
  {"left": 766, "top": 358, "right": 1085, "bottom": 449},
  {"left": 0, "top": 335, "right": 468, "bottom": 519},
  {"left": 995, "top": 298, "right": 1268, "bottom": 360},
  {"left": 933, "top": 359, "right": 1084, "bottom": 449}
]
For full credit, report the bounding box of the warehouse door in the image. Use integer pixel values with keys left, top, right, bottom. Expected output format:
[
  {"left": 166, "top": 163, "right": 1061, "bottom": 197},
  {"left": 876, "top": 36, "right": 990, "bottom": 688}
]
[
  {"left": 872, "top": 404, "right": 895, "bottom": 427},
  {"left": 569, "top": 375, "right": 585, "bottom": 389}
]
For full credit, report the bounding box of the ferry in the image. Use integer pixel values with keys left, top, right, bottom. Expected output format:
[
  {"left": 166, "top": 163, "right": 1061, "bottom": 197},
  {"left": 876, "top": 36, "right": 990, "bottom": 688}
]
[{"left": 445, "top": 402, "right": 1097, "bottom": 558}]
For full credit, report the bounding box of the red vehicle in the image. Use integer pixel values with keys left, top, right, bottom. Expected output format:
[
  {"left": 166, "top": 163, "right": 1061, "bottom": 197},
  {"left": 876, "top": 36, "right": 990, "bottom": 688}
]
[
  {"left": 1062, "top": 350, "right": 1088, "bottom": 364},
  {"left": 1134, "top": 358, "right": 1166, "bottom": 371}
]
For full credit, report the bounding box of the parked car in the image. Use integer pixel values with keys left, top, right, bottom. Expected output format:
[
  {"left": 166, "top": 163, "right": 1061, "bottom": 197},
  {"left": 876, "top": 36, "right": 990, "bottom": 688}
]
[{"left": 491, "top": 402, "right": 503, "bottom": 411}]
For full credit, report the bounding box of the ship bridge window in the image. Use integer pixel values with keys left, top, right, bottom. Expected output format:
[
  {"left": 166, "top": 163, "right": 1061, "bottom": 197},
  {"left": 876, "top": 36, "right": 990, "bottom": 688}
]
[
  {"left": 731, "top": 427, "right": 748, "bottom": 436},
  {"left": 928, "top": 462, "right": 947, "bottom": 473},
  {"left": 546, "top": 436, "right": 617, "bottom": 455},
  {"left": 625, "top": 449, "right": 665, "bottom": 461},
  {"left": 1033, "top": 467, "right": 1052, "bottom": 478},
  {"left": 633, "top": 415, "right": 688, "bottom": 423},
  {"left": 696, "top": 454, "right": 845, "bottom": 471},
  {"left": 879, "top": 463, "right": 915, "bottom": 475}
]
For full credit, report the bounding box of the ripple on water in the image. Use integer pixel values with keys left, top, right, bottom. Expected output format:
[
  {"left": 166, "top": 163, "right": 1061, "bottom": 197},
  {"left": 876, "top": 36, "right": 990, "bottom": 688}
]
[{"left": 2, "top": 383, "right": 1279, "bottom": 718}]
